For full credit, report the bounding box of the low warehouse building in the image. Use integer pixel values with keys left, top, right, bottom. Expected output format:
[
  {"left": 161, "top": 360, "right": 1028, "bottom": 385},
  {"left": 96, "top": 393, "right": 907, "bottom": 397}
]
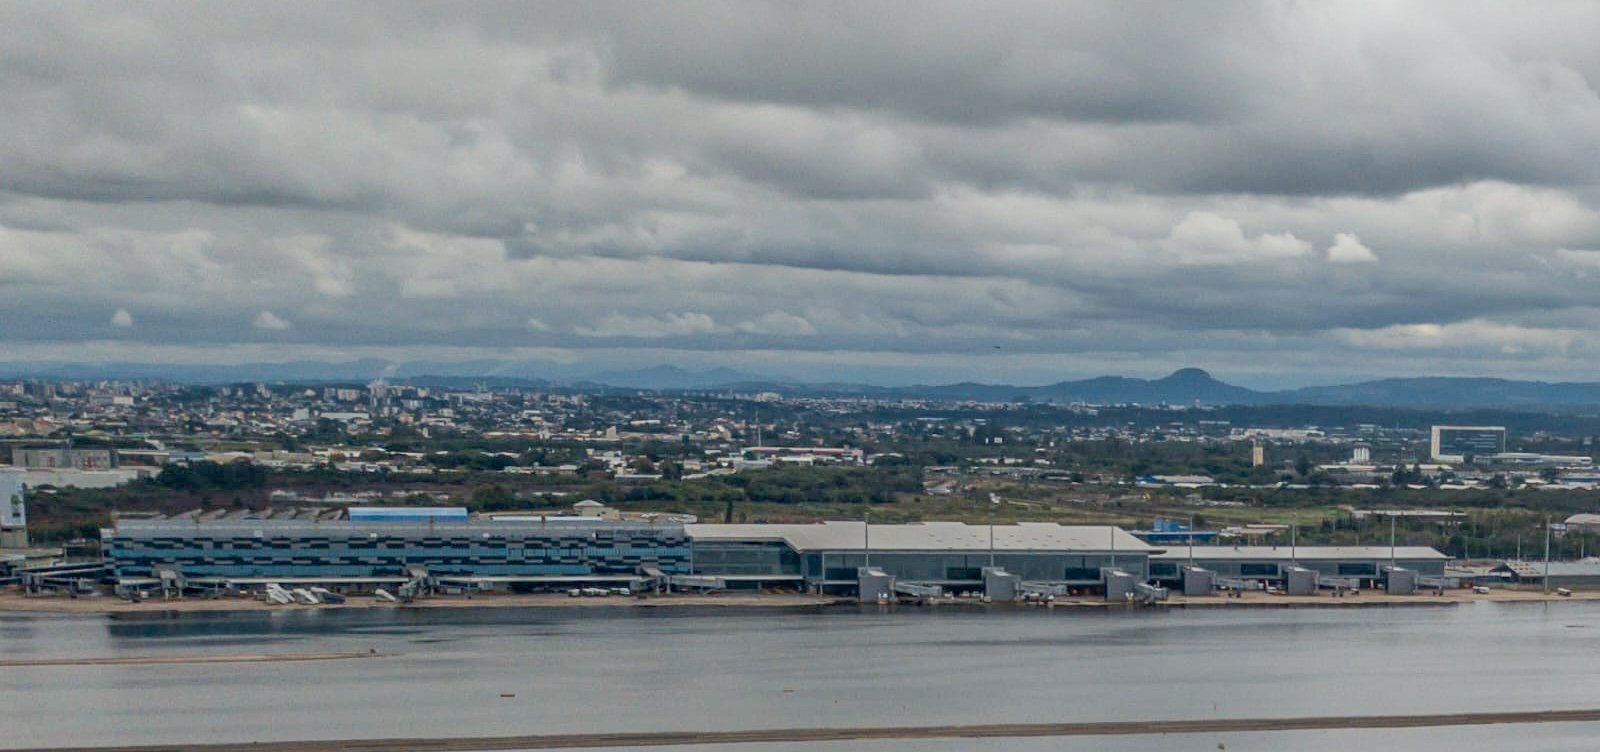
[{"left": 1491, "top": 560, "right": 1600, "bottom": 588}]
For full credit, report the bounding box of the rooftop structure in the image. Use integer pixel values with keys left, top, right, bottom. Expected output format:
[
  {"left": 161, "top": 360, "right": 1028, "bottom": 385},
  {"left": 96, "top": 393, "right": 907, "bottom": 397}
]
[
  {"left": 685, "top": 521, "right": 1151, "bottom": 553},
  {"left": 346, "top": 506, "right": 468, "bottom": 522},
  {"left": 1156, "top": 545, "right": 1449, "bottom": 562},
  {"left": 1486, "top": 452, "right": 1593, "bottom": 467},
  {"left": 1351, "top": 510, "right": 1468, "bottom": 522}
]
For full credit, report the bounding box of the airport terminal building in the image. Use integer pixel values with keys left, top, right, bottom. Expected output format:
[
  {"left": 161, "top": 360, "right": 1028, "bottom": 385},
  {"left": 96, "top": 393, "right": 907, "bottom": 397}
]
[
  {"left": 102, "top": 516, "right": 1158, "bottom": 595},
  {"left": 98, "top": 511, "right": 1453, "bottom": 599}
]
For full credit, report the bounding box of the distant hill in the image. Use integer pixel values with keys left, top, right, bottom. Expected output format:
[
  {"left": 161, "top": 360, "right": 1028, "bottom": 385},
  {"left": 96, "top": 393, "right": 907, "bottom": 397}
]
[
  {"left": 579, "top": 365, "right": 772, "bottom": 390},
  {"left": 1279, "top": 377, "right": 1600, "bottom": 409},
  {"left": 9, "top": 359, "right": 1600, "bottom": 410},
  {"left": 712, "top": 369, "right": 1600, "bottom": 411}
]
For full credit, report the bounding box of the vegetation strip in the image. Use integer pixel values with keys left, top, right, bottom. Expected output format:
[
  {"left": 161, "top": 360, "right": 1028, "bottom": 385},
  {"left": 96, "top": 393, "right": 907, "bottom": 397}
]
[
  {"left": 0, "top": 652, "right": 377, "bottom": 668},
  {"left": 22, "top": 709, "right": 1600, "bottom": 751}
]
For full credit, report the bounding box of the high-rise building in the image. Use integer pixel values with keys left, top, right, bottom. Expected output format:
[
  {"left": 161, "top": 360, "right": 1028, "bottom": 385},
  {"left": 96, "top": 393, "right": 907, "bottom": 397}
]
[
  {"left": 0, "top": 469, "right": 25, "bottom": 548},
  {"left": 1430, "top": 426, "right": 1506, "bottom": 462},
  {"left": 1251, "top": 441, "right": 1266, "bottom": 467}
]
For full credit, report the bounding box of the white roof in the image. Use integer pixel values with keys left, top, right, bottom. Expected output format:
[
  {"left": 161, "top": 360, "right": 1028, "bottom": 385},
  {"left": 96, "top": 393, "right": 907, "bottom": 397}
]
[
  {"left": 1154, "top": 545, "right": 1449, "bottom": 561},
  {"left": 685, "top": 521, "right": 1155, "bottom": 553}
]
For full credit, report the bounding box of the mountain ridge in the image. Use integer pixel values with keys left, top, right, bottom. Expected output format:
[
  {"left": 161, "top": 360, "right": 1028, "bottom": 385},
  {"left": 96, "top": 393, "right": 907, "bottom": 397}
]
[{"left": 5, "top": 360, "right": 1600, "bottom": 410}]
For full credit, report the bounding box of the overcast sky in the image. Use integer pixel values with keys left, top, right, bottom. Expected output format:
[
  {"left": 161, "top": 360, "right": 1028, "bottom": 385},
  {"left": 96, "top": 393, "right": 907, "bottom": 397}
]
[{"left": 3, "top": 2, "right": 1600, "bottom": 387}]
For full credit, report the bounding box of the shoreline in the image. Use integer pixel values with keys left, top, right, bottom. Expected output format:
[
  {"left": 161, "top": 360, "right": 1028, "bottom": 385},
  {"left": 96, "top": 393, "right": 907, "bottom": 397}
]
[
  {"left": 3, "top": 587, "right": 1597, "bottom": 616},
  {"left": 0, "top": 591, "right": 847, "bottom": 615},
  {"left": 14, "top": 708, "right": 1600, "bottom": 751},
  {"left": 0, "top": 652, "right": 380, "bottom": 668}
]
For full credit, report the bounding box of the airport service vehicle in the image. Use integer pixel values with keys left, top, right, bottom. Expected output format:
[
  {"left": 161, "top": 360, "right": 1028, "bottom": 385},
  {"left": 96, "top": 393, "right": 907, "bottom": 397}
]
[{"left": 309, "top": 587, "right": 345, "bottom": 604}]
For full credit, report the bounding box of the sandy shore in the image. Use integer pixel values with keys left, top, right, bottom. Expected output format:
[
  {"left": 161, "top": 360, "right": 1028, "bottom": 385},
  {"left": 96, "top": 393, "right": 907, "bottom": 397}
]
[
  {"left": 17, "top": 708, "right": 1600, "bottom": 752},
  {"left": 2, "top": 587, "right": 1595, "bottom": 615},
  {"left": 0, "top": 591, "right": 844, "bottom": 615},
  {"left": 0, "top": 652, "right": 380, "bottom": 668},
  {"left": 1152, "top": 587, "right": 1600, "bottom": 608}
]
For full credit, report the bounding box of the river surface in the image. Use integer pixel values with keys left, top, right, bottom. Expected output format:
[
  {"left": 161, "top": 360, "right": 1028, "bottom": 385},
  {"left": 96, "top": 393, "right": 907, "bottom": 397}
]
[{"left": 4, "top": 601, "right": 1600, "bottom": 750}]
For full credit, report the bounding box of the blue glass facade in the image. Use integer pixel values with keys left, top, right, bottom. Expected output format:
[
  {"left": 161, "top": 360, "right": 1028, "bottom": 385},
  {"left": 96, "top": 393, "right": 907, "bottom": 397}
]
[{"left": 103, "top": 520, "right": 691, "bottom": 580}]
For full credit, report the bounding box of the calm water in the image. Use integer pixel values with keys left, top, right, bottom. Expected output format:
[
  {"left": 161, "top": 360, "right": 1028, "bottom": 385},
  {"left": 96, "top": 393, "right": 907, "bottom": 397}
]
[{"left": 4, "top": 602, "right": 1600, "bottom": 750}]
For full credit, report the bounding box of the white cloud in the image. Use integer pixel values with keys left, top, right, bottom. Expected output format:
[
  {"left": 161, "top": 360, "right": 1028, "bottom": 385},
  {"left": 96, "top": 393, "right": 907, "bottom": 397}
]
[
  {"left": 1334, "top": 319, "right": 1582, "bottom": 354},
  {"left": 575, "top": 312, "right": 719, "bottom": 338},
  {"left": 273, "top": 235, "right": 354, "bottom": 297},
  {"left": 735, "top": 310, "right": 817, "bottom": 336},
  {"left": 1326, "top": 233, "right": 1378, "bottom": 264},
  {"left": 1550, "top": 248, "right": 1600, "bottom": 279},
  {"left": 252, "top": 310, "right": 292, "bottom": 330},
  {"left": 526, "top": 317, "right": 551, "bottom": 332},
  {"left": 110, "top": 308, "right": 134, "bottom": 328},
  {"left": 1161, "top": 212, "right": 1311, "bottom": 265}
]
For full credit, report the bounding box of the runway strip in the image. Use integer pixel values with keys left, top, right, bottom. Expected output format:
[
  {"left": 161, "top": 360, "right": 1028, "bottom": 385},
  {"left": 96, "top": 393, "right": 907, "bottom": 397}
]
[
  {"left": 0, "top": 652, "right": 378, "bottom": 668},
  {"left": 20, "top": 708, "right": 1600, "bottom": 751}
]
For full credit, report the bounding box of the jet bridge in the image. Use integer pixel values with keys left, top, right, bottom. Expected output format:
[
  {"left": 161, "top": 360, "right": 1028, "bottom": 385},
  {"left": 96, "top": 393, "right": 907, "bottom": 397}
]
[
  {"left": 1019, "top": 581, "right": 1071, "bottom": 598},
  {"left": 1133, "top": 582, "right": 1168, "bottom": 603},
  {"left": 1417, "top": 575, "right": 1450, "bottom": 592},
  {"left": 1102, "top": 568, "right": 1137, "bottom": 601},
  {"left": 397, "top": 566, "right": 431, "bottom": 601},
  {"left": 1181, "top": 565, "right": 1216, "bottom": 596},
  {"left": 1383, "top": 565, "right": 1417, "bottom": 595},
  {"left": 982, "top": 567, "right": 1021, "bottom": 602},
  {"left": 893, "top": 581, "right": 943, "bottom": 598},
  {"left": 857, "top": 567, "right": 896, "bottom": 601},
  {"left": 668, "top": 574, "right": 728, "bottom": 591}
]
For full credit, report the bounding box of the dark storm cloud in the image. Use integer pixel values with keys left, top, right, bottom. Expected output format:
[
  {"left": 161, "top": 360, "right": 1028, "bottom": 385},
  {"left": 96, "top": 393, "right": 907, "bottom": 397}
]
[{"left": 3, "top": 1, "right": 1600, "bottom": 383}]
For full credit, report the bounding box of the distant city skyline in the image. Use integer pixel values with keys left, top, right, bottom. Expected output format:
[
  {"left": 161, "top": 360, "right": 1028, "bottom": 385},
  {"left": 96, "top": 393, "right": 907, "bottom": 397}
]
[{"left": 4, "top": 3, "right": 1600, "bottom": 386}]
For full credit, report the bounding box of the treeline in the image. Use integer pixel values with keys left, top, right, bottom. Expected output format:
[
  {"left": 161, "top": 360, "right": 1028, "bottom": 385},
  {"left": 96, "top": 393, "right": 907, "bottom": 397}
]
[
  {"left": 153, "top": 461, "right": 271, "bottom": 491},
  {"left": 463, "top": 465, "right": 924, "bottom": 512}
]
